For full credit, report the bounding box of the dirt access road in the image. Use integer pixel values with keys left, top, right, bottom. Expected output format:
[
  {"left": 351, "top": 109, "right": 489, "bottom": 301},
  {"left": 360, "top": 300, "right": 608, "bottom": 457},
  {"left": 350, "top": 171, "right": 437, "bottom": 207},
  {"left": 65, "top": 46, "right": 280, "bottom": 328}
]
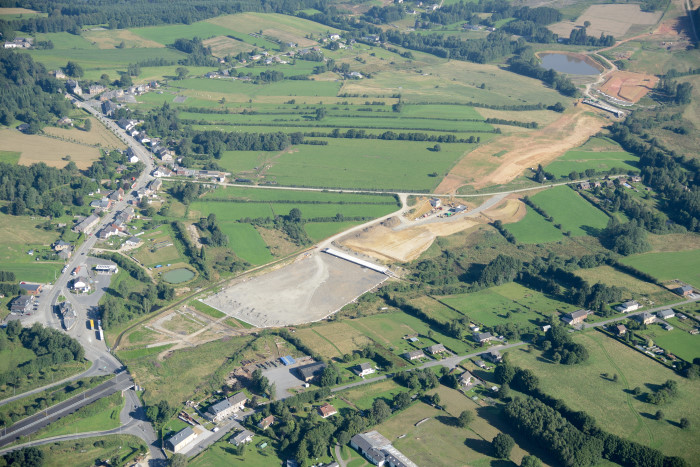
[{"left": 436, "top": 107, "right": 606, "bottom": 194}]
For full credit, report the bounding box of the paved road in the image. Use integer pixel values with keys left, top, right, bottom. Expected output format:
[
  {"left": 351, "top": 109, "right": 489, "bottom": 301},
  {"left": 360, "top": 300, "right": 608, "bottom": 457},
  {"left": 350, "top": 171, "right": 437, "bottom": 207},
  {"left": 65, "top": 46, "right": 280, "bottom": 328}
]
[
  {"left": 583, "top": 297, "right": 700, "bottom": 329},
  {"left": 330, "top": 342, "right": 525, "bottom": 394},
  {"left": 0, "top": 373, "right": 133, "bottom": 448},
  {"left": 0, "top": 389, "right": 164, "bottom": 463}
]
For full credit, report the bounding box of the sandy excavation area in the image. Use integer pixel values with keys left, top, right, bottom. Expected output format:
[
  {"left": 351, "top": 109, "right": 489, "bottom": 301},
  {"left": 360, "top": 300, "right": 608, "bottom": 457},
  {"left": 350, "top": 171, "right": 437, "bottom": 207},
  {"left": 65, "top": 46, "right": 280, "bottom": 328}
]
[
  {"left": 203, "top": 253, "right": 387, "bottom": 327},
  {"left": 435, "top": 108, "right": 606, "bottom": 193},
  {"left": 340, "top": 196, "right": 525, "bottom": 263}
]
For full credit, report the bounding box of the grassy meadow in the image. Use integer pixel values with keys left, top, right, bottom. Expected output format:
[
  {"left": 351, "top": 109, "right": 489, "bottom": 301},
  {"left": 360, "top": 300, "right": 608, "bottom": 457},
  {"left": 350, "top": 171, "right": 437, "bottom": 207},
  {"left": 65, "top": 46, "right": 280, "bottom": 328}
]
[
  {"left": 620, "top": 249, "right": 700, "bottom": 287},
  {"left": 505, "top": 208, "right": 565, "bottom": 244},
  {"left": 530, "top": 185, "right": 610, "bottom": 236},
  {"left": 508, "top": 331, "right": 700, "bottom": 463}
]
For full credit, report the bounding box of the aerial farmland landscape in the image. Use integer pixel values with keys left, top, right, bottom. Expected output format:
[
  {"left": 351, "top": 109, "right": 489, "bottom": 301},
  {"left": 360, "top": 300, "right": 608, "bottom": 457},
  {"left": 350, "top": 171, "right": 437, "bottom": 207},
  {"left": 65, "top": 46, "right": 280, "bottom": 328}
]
[{"left": 0, "top": 0, "right": 698, "bottom": 465}]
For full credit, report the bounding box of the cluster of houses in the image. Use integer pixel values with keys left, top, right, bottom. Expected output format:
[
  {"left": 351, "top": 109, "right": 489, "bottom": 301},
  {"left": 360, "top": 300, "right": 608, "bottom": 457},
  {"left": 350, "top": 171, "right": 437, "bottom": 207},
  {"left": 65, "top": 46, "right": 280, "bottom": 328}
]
[
  {"left": 53, "top": 240, "right": 73, "bottom": 260},
  {"left": 401, "top": 343, "right": 449, "bottom": 362},
  {"left": 577, "top": 175, "right": 642, "bottom": 191},
  {"left": 97, "top": 206, "right": 135, "bottom": 240},
  {"left": 63, "top": 80, "right": 106, "bottom": 98},
  {"left": 3, "top": 37, "right": 32, "bottom": 49},
  {"left": 166, "top": 392, "right": 248, "bottom": 453}
]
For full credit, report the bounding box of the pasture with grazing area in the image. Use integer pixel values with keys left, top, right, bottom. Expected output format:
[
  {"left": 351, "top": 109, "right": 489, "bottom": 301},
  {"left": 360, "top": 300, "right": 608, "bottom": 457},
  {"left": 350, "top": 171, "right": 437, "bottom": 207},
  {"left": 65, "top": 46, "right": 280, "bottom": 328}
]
[
  {"left": 439, "top": 282, "right": 577, "bottom": 328},
  {"left": 574, "top": 266, "right": 678, "bottom": 304},
  {"left": 620, "top": 249, "right": 700, "bottom": 287},
  {"left": 545, "top": 144, "right": 638, "bottom": 178},
  {"left": 505, "top": 207, "right": 564, "bottom": 244},
  {"left": 508, "top": 331, "right": 700, "bottom": 463},
  {"left": 530, "top": 185, "right": 610, "bottom": 236}
]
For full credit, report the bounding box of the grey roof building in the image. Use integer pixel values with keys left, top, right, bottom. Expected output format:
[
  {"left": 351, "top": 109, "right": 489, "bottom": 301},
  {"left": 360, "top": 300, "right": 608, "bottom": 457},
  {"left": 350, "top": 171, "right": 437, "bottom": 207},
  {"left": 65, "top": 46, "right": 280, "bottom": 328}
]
[
  {"left": 296, "top": 361, "right": 327, "bottom": 382},
  {"left": 350, "top": 431, "right": 417, "bottom": 467}
]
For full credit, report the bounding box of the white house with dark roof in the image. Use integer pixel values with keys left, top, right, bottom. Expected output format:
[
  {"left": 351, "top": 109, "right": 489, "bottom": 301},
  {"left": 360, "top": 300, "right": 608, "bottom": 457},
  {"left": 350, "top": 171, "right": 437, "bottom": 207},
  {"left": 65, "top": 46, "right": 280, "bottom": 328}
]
[
  {"left": 657, "top": 309, "right": 675, "bottom": 320},
  {"left": 207, "top": 392, "right": 247, "bottom": 422},
  {"left": 350, "top": 431, "right": 417, "bottom": 467},
  {"left": 615, "top": 300, "right": 641, "bottom": 313},
  {"left": 353, "top": 362, "right": 375, "bottom": 377},
  {"left": 562, "top": 309, "right": 591, "bottom": 325},
  {"left": 425, "top": 344, "right": 447, "bottom": 355},
  {"left": 473, "top": 332, "right": 494, "bottom": 343},
  {"left": 229, "top": 429, "right": 254, "bottom": 446}
]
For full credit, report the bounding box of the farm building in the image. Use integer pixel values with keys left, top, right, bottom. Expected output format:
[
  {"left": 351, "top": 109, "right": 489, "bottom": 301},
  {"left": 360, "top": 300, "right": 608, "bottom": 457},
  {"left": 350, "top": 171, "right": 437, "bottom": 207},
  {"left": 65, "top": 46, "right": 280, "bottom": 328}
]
[
  {"left": 280, "top": 355, "right": 296, "bottom": 366},
  {"left": 473, "top": 332, "right": 495, "bottom": 343},
  {"left": 674, "top": 285, "right": 694, "bottom": 297},
  {"left": 318, "top": 403, "right": 337, "bottom": 418},
  {"left": 95, "top": 264, "right": 119, "bottom": 274},
  {"left": 615, "top": 300, "right": 641, "bottom": 313},
  {"left": 296, "top": 361, "right": 327, "bottom": 382},
  {"left": 10, "top": 295, "right": 33, "bottom": 314},
  {"left": 350, "top": 431, "right": 417, "bottom": 467},
  {"left": 353, "top": 362, "right": 375, "bottom": 377},
  {"left": 657, "top": 309, "right": 675, "bottom": 320},
  {"left": 166, "top": 427, "right": 197, "bottom": 452},
  {"left": 19, "top": 282, "right": 43, "bottom": 296},
  {"left": 562, "top": 309, "right": 591, "bottom": 325},
  {"left": 402, "top": 350, "right": 425, "bottom": 361},
  {"left": 615, "top": 324, "right": 627, "bottom": 335},
  {"left": 125, "top": 237, "right": 141, "bottom": 247},
  {"left": 425, "top": 344, "right": 447, "bottom": 355},
  {"left": 429, "top": 198, "right": 442, "bottom": 208},
  {"left": 229, "top": 429, "right": 254, "bottom": 446}
]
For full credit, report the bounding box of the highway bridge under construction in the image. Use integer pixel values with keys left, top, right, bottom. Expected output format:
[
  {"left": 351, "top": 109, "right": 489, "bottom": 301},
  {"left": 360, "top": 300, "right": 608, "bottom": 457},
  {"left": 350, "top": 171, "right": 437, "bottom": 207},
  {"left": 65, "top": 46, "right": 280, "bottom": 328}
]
[{"left": 322, "top": 248, "right": 392, "bottom": 275}]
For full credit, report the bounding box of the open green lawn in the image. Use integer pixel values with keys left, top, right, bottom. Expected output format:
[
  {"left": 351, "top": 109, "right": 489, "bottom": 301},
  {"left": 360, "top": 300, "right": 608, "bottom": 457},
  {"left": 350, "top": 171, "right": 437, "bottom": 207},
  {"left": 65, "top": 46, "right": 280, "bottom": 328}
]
[
  {"left": 342, "top": 379, "right": 403, "bottom": 410},
  {"left": 530, "top": 185, "right": 610, "bottom": 236},
  {"left": 189, "top": 435, "right": 286, "bottom": 467},
  {"left": 621, "top": 249, "right": 700, "bottom": 287},
  {"left": 39, "top": 435, "right": 146, "bottom": 467},
  {"left": 505, "top": 208, "right": 564, "bottom": 244},
  {"left": 508, "top": 331, "right": 700, "bottom": 463},
  {"left": 200, "top": 186, "right": 399, "bottom": 204},
  {"left": 0, "top": 212, "right": 64, "bottom": 283},
  {"left": 217, "top": 150, "right": 276, "bottom": 173},
  {"left": 439, "top": 282, "right": 577, "bottom": 328},
  {"left": 224, "top": 222, "right": 273, "bottom": 265},
  {"left": 0, "top": 151, "right": 20, "bottom": 164},
  {"left": 0, "top": 342, "right": 36, "bottom": 374},
  {"left": 545, "top": 150, "right": 639, "bottom": 178}
]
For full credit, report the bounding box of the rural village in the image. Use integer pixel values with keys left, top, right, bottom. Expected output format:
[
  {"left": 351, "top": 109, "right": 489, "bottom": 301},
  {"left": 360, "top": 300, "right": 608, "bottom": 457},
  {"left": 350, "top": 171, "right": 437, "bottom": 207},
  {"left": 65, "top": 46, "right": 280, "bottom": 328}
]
[{"left": 0, "top": 0, "right": 698, "bottom": 466}]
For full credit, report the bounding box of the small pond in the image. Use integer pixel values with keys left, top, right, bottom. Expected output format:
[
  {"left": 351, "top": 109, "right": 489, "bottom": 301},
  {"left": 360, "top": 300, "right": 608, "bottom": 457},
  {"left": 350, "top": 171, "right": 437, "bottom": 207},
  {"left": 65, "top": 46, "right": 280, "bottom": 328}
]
[
  {"left": 162, "top": 268, "right": 195, "bottom": 284},
  {"left": 540, "top": 53, "right": 601, "bottom": 76}
]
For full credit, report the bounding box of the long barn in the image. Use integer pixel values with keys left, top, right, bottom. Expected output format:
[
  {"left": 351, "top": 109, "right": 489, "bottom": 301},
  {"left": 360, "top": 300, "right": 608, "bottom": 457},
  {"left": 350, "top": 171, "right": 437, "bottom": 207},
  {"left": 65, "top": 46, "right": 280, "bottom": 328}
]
[{"left": 322, "top": 248, "right": 389, "bottom": 275}]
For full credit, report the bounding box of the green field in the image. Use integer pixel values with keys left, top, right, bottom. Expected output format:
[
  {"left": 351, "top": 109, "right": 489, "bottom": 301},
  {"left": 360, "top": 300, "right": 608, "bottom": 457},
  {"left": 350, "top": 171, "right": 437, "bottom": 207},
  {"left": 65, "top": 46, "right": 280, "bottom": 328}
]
[
  {"left": 39, "top": 435, "right": 146, "bottom": 467},
  {"left": 171, "top": 78, "right": 342, "bottom": 97},
  {"left": 189, "top": 435, "right": 284, "bottom": 467},
  {"left": 530, "top": 185, "right": 610, "bottom": 236},
  {"left": 508, "top": 331, "right": 700, "bottom": 463},
  {"left": 304, "top": 221, "right": 363, "bottom": 242},
  {"left": 190, "top": 299, "right": 226, "bottom": 319},
  {"left": 130, "top": 22, "right": 236, "bottom": 45},
  {"left": 439, "top": 282, "right": 577, "bottom": 327},
  {"left": 348, "top": 310, "right": 471, "bottom": 355},
  {"left": 265, "top": 139, "right": 473, "bottom": 191},
  {"left": 620, "top": 249, "right": 700, "bottom": 286},
  {"left": 634, "top": 321, "right": 700, "bottom": 362},
  {"left": 34, "top": 392, "right": 123, "bottom": 440},
  {"left": 545, "top": 150, "right": 639, "bottom": 178},
  {"left": 0, "top": 151, "right": 20, "bottom": 164},
  {"left": 225, "top": 222, "right": 274, "bottom": 264},
  {"left": 505, "top": 208, "right": 564, "bottom": 244}
]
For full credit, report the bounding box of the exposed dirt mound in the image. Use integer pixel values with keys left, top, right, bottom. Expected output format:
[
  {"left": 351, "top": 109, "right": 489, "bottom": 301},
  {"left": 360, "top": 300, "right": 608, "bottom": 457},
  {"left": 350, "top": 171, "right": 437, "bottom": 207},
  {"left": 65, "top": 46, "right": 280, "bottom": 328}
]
[
  {"left": 599, "top": 71, "right": 659, "bottom": 103},
  {"left": 435, "top": 108, "right": 606, "bottom": 193}
]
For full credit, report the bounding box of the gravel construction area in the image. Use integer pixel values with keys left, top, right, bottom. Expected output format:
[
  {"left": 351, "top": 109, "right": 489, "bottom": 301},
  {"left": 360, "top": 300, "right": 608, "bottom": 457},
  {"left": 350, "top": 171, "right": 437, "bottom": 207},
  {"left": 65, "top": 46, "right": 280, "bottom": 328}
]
[{"left": 203, "top": 252, "right": 387, "bottom": 327}]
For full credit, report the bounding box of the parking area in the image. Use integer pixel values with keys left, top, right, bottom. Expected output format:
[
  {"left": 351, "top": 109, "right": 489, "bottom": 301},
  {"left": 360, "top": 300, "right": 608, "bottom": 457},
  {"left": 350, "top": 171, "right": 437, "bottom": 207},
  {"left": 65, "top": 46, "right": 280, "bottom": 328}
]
[{"left": 262, "top": 356, "right": 315, "bottom": 399}]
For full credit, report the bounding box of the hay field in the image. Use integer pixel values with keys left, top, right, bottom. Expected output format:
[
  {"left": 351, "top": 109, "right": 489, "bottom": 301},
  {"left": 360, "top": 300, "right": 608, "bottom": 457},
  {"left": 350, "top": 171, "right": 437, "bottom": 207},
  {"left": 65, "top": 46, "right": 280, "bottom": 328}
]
[
  {"left": 0, "top": 129, "right": 100, "bottom": 169},
  {"left": 43, "top": 117, "right": 127, "bottom": 150},
  {"left": 202, "top": 36, "right": 254, "bottom": 58},
  {"left": 206, "top": 13, "right": 339, "bottom": 47},
  {"left": 549, "top": 4, "right": 662, "bottom": 38},
  {"left": 82, "top": 29, "right": 164, "bottom": 49},
  {"left": 599, "top": 70, "right": 659, "bottom": 103},
  {"left": 574, "top": 266, "right": 678, "bottom": 302},
  {"left": 299, "top": 322, "right": 374, "bottom": 356}
]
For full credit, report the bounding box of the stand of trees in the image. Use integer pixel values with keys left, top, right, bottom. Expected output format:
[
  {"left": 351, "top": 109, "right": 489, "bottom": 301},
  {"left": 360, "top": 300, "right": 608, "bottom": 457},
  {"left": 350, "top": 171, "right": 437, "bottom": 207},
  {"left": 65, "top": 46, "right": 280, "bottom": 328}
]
[
  {"left": 0, "top": 50, "right": 70, "bottom": 131},
  {"left": 568, "top": 27, "right": 615, "bottom": 47}
]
